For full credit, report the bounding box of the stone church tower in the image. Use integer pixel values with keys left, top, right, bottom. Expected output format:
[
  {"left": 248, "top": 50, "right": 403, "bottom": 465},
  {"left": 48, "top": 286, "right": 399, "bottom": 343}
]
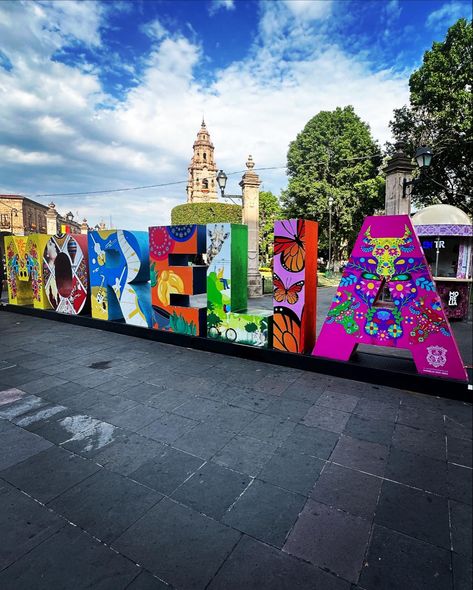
[{"left": 186, "top": 119, "right": 218, "bottom": 203}]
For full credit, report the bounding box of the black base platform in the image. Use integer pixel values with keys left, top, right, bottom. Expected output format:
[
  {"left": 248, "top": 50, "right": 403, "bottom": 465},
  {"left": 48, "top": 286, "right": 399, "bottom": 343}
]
[{"left": 1, "top": 304, "right": 471, "bottom": 402}]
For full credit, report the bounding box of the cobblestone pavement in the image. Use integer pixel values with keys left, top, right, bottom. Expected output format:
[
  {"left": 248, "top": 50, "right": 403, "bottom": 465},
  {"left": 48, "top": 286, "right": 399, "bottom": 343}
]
[{"left": 0, "top": 311, "right": 471, "bottom": 590}]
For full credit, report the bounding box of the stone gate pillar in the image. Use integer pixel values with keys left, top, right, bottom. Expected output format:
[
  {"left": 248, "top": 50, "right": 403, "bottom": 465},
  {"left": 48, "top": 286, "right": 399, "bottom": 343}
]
[
  {"left": 384, "top": 141, "right": 415, "bottom": 216},
  {"left": 240, "top": 155, "right": 262, "bottom": 297},
  {"left": 46, "top": 202, "right": 59, "bottom": 235}
]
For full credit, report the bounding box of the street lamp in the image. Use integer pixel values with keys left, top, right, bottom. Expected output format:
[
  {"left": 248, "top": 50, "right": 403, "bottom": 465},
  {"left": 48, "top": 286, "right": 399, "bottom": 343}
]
[
  {"left": 10, "top": 208, "right": 18, "bottom": 234},
  {"left": 216, "top": 169, "right": 242, "bottom": 199},
  {"left": 327, "top": 196, "right": 334, "bottom": 276},
  {"left": 403, "top": 145, "right": 433, "bottom": 198}
]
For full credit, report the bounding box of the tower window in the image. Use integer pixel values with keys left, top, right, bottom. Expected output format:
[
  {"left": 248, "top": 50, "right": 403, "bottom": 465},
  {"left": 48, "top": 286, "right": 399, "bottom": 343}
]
[
  {"left": 202, "top": 179, "right": 209, "bottom": 189},
  {"left": 203, "top": 153, "right": 207, "bottom": 160}
]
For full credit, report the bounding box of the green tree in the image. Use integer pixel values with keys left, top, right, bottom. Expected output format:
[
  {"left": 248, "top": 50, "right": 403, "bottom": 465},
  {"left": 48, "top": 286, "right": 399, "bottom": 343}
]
[
  {"left": 259, "top": 191, "right": 281, "bottom": 267},
  {"left": 282, "top": 106, "right": 384, "bottom": 264},
  {"left": 389, "top": 18, "right": 472, "bottom": 211},
  {"left": 245, "top": 322, "right": 258, "bottom": 333},
  {"left": 207, "top": 312, "right": 222, "bottom": 331}
]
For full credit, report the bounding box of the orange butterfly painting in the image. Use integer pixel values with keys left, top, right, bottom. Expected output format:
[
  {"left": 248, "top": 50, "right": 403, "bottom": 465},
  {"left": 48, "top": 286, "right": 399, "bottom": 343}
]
[
  {"left": 274, "top": 219, "right": 305, "bottom": 273},
  {"left": 273, "top": 273, "right": 304, "bottom": 305}
]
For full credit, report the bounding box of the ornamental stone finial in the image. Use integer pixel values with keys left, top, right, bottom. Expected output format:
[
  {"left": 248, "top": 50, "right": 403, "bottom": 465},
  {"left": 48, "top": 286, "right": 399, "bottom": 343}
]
[
  {"left": 246, "top": 155, "right": 254, "bottom": 170},
  {"left": 48, "top": 202, "right": 56, "bottom": 209}
]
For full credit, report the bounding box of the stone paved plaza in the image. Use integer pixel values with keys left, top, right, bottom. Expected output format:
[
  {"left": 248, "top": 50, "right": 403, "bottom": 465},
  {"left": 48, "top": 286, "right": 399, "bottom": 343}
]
[{"left": 0, "top": 311, "right": 471, "bottom": 590}]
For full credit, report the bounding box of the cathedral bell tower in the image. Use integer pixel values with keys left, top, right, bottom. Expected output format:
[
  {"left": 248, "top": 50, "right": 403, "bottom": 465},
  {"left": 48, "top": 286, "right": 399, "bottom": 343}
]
[{"left": 186, "top": 119, "right": 218, "bottom": 203}]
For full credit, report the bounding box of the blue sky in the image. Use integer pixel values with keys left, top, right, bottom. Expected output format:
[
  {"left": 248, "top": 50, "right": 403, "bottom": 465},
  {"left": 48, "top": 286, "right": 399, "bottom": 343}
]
[{"left": 0, "top": 0, "right": 471, "bottom": 229}]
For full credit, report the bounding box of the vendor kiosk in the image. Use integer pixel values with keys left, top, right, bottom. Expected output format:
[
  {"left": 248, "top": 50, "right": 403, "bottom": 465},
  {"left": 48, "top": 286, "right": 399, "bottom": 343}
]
[{"left": 412, "top": 205, "right": 472, "bottom": 320}]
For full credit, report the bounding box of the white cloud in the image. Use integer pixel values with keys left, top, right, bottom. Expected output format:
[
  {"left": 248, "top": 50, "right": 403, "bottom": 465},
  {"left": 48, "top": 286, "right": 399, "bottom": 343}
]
[
  {"left": 0, "top": 0, "right": 410, "bottom": 231},
  {"left": 141, "top": 18, "right": 168, "bottom": 42},
  {"left": 209, "top": 0, "right": 235, "bottom": 17},
  {"left": 426, "top": 1, "right": 470, "bottom": 29},
  {"left": 282, "top": 0, "right": 332, "bottom": 20}
]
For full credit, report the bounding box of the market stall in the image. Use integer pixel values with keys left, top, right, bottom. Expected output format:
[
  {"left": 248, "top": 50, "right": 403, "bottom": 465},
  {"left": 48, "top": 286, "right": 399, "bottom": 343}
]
[{"left": 412, "top": 204, "right": 472, "bottom": 320}]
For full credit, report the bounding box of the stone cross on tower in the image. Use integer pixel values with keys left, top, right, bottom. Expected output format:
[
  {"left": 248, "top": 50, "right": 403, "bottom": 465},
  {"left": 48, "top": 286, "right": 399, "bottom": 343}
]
[
  {"left": 186, "top": 119, "right": 218, "bottom": 203},
  {"left": 240, "top": 155, "right": 262, "bottom": 297}
]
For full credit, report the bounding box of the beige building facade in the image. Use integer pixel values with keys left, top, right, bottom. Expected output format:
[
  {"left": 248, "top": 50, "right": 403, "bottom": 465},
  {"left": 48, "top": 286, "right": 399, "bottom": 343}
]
[{"left": 186, "top": 120, "right": 218, "bottom": 203}]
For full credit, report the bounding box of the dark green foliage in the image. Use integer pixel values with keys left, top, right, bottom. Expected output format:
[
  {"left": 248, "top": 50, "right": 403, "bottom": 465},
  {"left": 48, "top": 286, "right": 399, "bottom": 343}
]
[
  {"left": 245, "top": 322, "right": 258, "bottom": 333},
  {"left": 282, "top": 106, "right": 384, "bottom": 261},
  {"left": 171, "top": 203, "right": 242, "bottom": 225},
  {"left": 259, "top": 191, "right": 282, "bottom": 267},
  {"left": 169, "top": 312, "right": 197, "bottom": 336},
  {"left": 389, "top": 18, "right": 472, "bottom": 211}
]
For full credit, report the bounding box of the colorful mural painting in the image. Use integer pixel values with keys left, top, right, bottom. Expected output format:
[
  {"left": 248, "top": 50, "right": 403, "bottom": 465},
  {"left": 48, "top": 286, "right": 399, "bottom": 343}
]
[
  {"left": 313, "top": 216, "right": 467, "bottom": 380},
  {"left": 88, "top": 230, "right": 152, "bottom": 327},
  {"left": 149, "top": 224, "right": 207, "bottom": 335},
  {"left": 273, "top": 219, "right": 318, "bottom": 353},
  {"left": 43, "top": 234, "right": 89, "bottom": 315},
  {"left": 4, "top": 236, "right": 33, "bottom": 306},
  {"left": 207, "top": 223, "right": 272, "bottom": 347}
]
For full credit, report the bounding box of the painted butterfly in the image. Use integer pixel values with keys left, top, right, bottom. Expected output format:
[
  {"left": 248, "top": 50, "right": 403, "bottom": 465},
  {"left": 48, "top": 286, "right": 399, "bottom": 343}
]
[
  {"left": 273, "top": 272, "right": 304, "bottom": 305},
  {"left": 273, "top": 306, "right": 301, "bottom": 353},
  {"left": 274, "top": 219, "right": 305, "bottom": 272}
]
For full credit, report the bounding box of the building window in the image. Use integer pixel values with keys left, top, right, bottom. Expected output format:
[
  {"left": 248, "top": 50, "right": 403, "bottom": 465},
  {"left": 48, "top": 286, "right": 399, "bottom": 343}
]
[
  {"left": 203, "top": 153, "right": 207, "bottom": 160},
  {"left": 0, "top": 213, "right": 9, "bottom": 228},
  {"left": 202, "top": 179, "right": 209, "bottom": 189}
]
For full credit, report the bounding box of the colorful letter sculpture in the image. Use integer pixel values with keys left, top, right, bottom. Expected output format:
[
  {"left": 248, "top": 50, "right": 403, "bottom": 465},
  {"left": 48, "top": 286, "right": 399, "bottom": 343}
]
[
  {"left": 43, "top": 234, "right": 89, "bottom": 315},
  {"left": 314, "top": 215, "right": 467, "bottom": 381},
  {"left": 88, "top": 230, "right": 152, "bottom": 327},
  {"left": 24, "top": 234, "right": 52, "bottom": 309},
  {"left": 149, "top": 224, "right": 207, "bottom": 335},
  {"left": 4, "top": 236, "right": 33, "bottom": 306},
  {"left": 207, "top": 223, "right": 272, "bottom": 347},
  {"left": 273, "top": 219, "right": 318, "bottom": 353}
]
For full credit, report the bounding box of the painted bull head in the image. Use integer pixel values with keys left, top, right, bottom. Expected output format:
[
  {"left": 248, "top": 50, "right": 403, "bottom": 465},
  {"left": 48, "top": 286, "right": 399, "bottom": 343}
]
[{"left": 361, "top": 225, "right": 414, "bottom": 279}]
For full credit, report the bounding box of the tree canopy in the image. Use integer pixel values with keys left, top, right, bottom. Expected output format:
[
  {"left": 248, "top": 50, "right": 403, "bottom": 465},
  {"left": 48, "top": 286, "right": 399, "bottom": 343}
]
[
  {"left": 259, "top": 191, "right": 281, "bottom": 267},
  {"left": 282, "top": 106, "right": 384, "bottom": 262},
  {"left": 389, "top": 18, "right": 472, "bottom": 211}
]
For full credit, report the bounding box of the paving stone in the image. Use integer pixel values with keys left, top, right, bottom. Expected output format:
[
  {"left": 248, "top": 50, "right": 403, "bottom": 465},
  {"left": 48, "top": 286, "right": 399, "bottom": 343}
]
[
  {"left": 125, "top": 571, "right": 169, "bottom": 590},
  {"left": 445, "top": 412, "right": 472, "bottom": 441},
  {"left": 280, "top": 424, "right": 340, "bottom": 459},
  {"left": 344, "top": 414, "right": 394, "bottom": 446},
  {"left": 223, "top": 480, "right": 305, "bottom": 548},
  {"left": 139, "top": 412, "right": 198, "bottom": 444},
  {"left": 452, "top": 551, "right": 472, "bottom": 590},
  {"left": 0, "top": 424, "right": 53, "bottom": 470},
  {"left": 113, "top": 497, "right": 241, "bottom": 590},
  {"left": 120, "top": 382, "right": 165, "bottom": 404},
  {"left": 172, "top": 396, "right": 223, "bottom": 420},
  {"left": 311, "top": 462, "right": 382, "bottom": 519},
  {"left": 230, "top": 389, "right": 273, "bottom": 412},
  {"left": 448, "top": 436, "right": 473, "bottom": 467},
  {"left": 63, "top": 389, "right": 115, "bottom": 412},
  {"left": 0, "top": 367, "right": 47, "bottom": 388},
  {"left": 208, "top": 535, "right": 350, "bottom": 590},
  {"left": 49, "top": 469, "right": 161, "bottom": 543},
  {"left": 0, "top": 387, "right": 26, "bottom": 406},
  {"left": 385, "top": 447, "right": 448, "bottom": 495},
  {"left": 354, "top": 398, "right": 398, "bottom": 422},
  {"left": 240, "top": 413, "right": 296, "bottom": 444},
  {"left": 0, "top": 523, "right": 140, "bottom": 590},
  {"left": 93, "top": 432, "right": 166, "bottom": 476},
  {"left": 107, "top": 403, "right": 164, "bottom": 431},
  {"left": 214, "top": 435, "right": 277, "bottom": 476},
  {"left": 448, "top": 463, "right": 472, "bottom": 505},
  {"left": 129, "top": 446, "right": 203, "bottom": 494},
  {"left": 330, "top": 435, "right": 389, "bottom": 476},
  {"left": 450, "top": 499, "right": 472, "bottom": 558},
  {"left": 90, "top": 376, "right": 137, "bottom": 396},
  {"left": 392, "top": 423, "right": 446, "bottom": 460},
  {"left": 302, "top": 405, "right": 351, "bottom": 433},
  {"left": 146, "top": 388, "right": 190, "bottom": 412},
  {"left": 258, "top": 448, "right": 324, "bottom": 496},
  {"left": 0, "top": 394, "right": 48, "bottom": 419},
  {"left": 359, "top": 525, "right": 452, "bottom": 590},
  {"left": 58, "top": 416, "right": 121, "bottom": 455},
  {"left": 264, "top": 398, "right": 312, "bottom": 421},
  {"left": 12, "top": 403, "right": 68, "bottom": 429},
  {"left": 0, "top": 445, "right": 101, "bottom": 503},
  {"left": 172, "top": 462, "right": 251, "bottom": 519},
  {"left": 397, "top": 405, "right": 445, "bottom": 433},
  {"left": 0, "top": 480, "right": 65, "bottom": 570},
  {"left": 85, "top": 395, "right": 139, "bottom": 422},
  {"left": 17, "top": 375, "right": 69, "bottom": 395},
  {"left": 315, "top": 390, "right": 360, "bottom": 413},
  {"left": 281, "top": 377, "right": 325, "bottom": 403},
  {"left": 39, "top": 381, "right": 91, "bottom": 404},
  {"left": 201, "top": 404, "right": 258, "bottom": 434},
  {"left": 284, "top": 499, "right": 371, "bottom": 583},
  {"left": 174, "top": 422, "right": 236, "bottom": 459},
  {"left": 375, "top": 480, "right": 450, "bottom": 549}
]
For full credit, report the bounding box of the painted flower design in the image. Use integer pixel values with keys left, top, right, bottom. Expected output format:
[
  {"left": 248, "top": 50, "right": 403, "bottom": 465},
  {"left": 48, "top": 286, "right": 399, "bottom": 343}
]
[
  {"left": 378, "top": 330, "right": 388, "bottom": 341},
  {"left": 356, "top": 279, "right": 379, "bottom": 298},
  {"left": 365, "top": 321, "right": 379, "bottom": 336},
  {"left": 355, "top": 311, "right": 364, "bottom": 320},
  {"left": 390, "top": 281, "right": 414, "bottom": 300},
  {"left": 404, "top": 316, "right": 415, "bottom": 325},
  {"left": 387, "top": 324, "right": 403, "bottom": 339}
]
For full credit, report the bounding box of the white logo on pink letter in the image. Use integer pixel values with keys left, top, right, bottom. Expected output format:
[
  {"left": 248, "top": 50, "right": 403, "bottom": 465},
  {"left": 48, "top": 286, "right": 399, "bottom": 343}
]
[{"left": 426, "top": 346, "right": 447, "bottom": 368}]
